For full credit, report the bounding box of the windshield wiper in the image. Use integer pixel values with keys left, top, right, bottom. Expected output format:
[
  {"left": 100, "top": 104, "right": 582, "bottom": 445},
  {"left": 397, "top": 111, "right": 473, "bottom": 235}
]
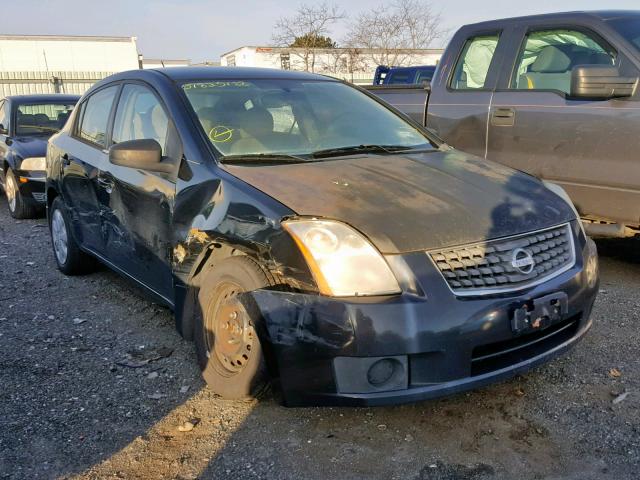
[
  {"left": 219, "top": 153, "right": 310, "bottom": 165},
  {"left": 310, "top": 144, "right": 423, "bottom": 159}
]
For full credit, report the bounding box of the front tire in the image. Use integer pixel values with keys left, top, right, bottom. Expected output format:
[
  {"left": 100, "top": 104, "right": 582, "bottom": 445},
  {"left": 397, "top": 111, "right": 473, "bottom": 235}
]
[
  {"left": 49, "top": 196, "right": 95, "bottom": 275},
  {"left": 5, "top": 169, "right": 37, "bottom": 219},
  {"left": 195, "top": 256, "right": 273, "bottom": 400}
]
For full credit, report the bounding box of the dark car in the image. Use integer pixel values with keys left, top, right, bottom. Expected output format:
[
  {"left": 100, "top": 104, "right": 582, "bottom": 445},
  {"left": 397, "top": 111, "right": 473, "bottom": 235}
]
[
  {"left": 45, "top": 67, "right": 599, "bottom": 407},
  {"left": 0, "top": 94, "right": 79, "bottom": 218}
]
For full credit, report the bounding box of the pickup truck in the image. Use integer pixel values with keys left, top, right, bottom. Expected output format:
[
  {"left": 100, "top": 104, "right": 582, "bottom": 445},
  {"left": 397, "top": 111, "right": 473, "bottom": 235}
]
[{"left": 365, "top": 11, "right": 640, "bottom": 238}]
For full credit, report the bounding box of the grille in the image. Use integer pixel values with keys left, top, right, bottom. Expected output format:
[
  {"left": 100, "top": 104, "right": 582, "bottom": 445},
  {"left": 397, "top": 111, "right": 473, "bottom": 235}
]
[{"left": 429, "top": 223, "right": 575, "bottom": 295}]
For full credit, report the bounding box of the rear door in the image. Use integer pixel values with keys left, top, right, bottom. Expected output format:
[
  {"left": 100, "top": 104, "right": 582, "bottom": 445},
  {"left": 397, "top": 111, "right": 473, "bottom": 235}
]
[
  {"left": 98, "top": 82, "right": 180, "bottom": 303},
  {"left": 59, "top": 85, "right": 120, "bottom": 254},
  {"left": 488, "top": 21, "right": 640, "bottom": 224},
  {"left": 427, "top": 27, "right": 509, "bottom": 158}
]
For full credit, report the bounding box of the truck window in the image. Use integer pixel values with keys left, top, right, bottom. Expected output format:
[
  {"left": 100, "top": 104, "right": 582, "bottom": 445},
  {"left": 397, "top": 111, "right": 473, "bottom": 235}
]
[
  {"left": 450, "top": 34, "right": 500, "bottom": 90},
  {"left": 511, "top": 29, "right": 615, "bottom": 94}
]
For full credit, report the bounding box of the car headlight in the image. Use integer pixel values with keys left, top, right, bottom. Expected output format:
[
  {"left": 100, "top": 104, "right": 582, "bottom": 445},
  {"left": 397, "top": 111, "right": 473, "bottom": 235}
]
[
  {"left": 282, "top": 219, "right": 401, "bottom": 297},
  {"left": 543, "top": 181, "right": 585, "bottom": 236},
  {"left": 20, "top": 157, "right": 46, "bottom": 171}
]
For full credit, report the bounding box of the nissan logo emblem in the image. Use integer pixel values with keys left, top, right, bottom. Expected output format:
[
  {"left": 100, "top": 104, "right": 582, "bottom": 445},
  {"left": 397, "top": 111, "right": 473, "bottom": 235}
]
[{"left": 511, "top": 248, "right": 535, "bottom": 274}]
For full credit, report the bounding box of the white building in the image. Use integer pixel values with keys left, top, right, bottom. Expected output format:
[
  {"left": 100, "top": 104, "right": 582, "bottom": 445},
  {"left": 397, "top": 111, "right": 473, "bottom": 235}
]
[
  {"left": 0, "top": 35, "right": 139, "bottom": 72},
  {"left": 0, "top": 35, "right": 140, "bottom": 96},
  {"left": 220, "top": 46, "right": 444, "bottom": 84}
]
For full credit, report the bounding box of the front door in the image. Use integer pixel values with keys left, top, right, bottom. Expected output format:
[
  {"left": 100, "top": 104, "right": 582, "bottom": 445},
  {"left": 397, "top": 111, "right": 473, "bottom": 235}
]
[
  {"left": 488, "top": 26, "right": 640, "bottom": 225},
  {"left": 98, "top": 82, "right": 179, "bottom": 303},
  {"left": 427, "top": 30, "right": 503, "bottom": 158}
]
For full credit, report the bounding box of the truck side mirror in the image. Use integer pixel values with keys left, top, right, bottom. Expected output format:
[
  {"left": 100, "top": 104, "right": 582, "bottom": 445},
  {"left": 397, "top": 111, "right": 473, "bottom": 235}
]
[
  {"left": 0, "top": 124, "right": 7, "bottom": 135},
  {"left": 570, "top": 65, "right": 638, "bottom": 99}
]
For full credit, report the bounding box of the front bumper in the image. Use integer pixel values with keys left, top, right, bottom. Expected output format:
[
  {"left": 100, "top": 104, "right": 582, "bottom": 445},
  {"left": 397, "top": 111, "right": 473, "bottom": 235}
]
[
  {"left": 244, "top": 223, "right": 598, "bottom": 407},
  {"left": 16, "top": 170, "right": 46, "bottom": 204}
]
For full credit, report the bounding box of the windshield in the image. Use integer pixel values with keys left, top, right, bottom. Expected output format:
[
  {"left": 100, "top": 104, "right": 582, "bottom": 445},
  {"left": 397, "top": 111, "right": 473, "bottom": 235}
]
[
  {"left": 16, "top": 103, "right": 75, "bottom": 136},
  {"left": 181, "top": 79, "right": 434, "bottom": 161},
  {"left": 609, "top": 17, "right": 640, "bottom": 50}
]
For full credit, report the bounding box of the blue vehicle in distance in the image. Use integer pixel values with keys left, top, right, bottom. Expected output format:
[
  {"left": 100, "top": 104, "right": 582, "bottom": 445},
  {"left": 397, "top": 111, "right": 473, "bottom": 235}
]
[{"left": 373, "top": 65, "right": 437, "bottom": 85}]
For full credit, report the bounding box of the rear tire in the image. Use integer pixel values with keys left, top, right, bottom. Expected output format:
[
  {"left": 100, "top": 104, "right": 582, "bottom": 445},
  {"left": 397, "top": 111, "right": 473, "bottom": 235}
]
[
  {"left": 49, "top": 196, "right": 95, "bottom": 275},
  {"left": 6, "top": 169, "right": 37, "bottom": 219},
  {"left": 195, "top": 256, "right": 273, "bottom": 400}
]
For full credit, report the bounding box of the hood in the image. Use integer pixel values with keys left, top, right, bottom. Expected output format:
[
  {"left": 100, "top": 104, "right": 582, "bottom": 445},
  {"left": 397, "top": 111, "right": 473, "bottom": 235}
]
[
  {"left": 13, "top": 136, "right": 49, "bottom": 160},
  {"left": 224, "top": 150, "right": 575, "bottom": 254}
]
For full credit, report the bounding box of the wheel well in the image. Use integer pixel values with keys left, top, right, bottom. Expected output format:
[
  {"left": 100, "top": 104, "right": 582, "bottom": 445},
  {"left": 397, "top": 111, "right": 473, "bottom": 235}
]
[
  {"left": 46, "top": 187, "right": 58, "bottom": 210},
  {"left": 176, "top": 246, "right": 281, "bottom": 379}
]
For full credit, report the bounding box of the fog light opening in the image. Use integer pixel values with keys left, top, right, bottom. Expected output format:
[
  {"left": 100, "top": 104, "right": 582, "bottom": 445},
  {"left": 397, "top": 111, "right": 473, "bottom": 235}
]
[{"left": 367, "top": 358, "right": 404, "bottom": 387}]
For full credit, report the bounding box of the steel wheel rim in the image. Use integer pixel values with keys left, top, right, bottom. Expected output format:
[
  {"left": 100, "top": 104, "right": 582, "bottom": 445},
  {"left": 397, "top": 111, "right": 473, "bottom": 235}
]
[
  {"left": 205, "top": 282, "right": 254, "bottom": 376},
  {"left": 6, "top": 173, "right": 17, "bottom": 212},
  {"left": 51, "top": 209, "right": 68, "bottom": 265}
]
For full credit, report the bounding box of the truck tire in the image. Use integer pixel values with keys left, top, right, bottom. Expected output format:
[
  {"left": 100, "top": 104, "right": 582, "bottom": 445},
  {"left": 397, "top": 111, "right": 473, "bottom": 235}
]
[
  {"left": 195, "top": 256, "right": 273, "bottom": 400},
  {"left": 6, "top": 169, "right": 37, "bottom": 219},
  {"left": 49, "top": 196, "right": 95, "bottom": 275}
]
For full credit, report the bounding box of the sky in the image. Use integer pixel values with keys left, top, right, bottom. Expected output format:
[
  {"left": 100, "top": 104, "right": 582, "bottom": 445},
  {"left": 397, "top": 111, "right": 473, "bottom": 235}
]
[{"left": 4, "top": 0, "right": 640, "bottom": 62}]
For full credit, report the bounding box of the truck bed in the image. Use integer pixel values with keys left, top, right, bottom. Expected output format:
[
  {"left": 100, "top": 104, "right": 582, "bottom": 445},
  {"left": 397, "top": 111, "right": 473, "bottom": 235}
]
[{"left": 362, "top": 84, "right": 429, "bottom": 125}]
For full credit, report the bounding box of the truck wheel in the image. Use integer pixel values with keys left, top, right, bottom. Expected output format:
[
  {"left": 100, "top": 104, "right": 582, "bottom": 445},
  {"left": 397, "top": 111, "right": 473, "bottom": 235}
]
[
  {"left": 5, "top": 169, "right": 37, "bottom": 219},
  {"left": 195, "top": 256, "right": 273, "bottom": 400},
  {"left": 49, "top": 196, "right": 95, "bottom": 275}
]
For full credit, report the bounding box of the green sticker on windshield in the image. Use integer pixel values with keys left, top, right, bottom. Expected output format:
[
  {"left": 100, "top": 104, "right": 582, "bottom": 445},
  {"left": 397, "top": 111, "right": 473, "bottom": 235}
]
[{"left": 209, "top": 125, "right": 234, "bottom": 143}]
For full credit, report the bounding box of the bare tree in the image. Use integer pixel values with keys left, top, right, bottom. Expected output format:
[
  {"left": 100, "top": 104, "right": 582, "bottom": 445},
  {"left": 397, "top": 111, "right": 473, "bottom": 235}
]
[
  {"left": 272, "top": 2, "right": 345, "bottom": 72},
  {"left": 345, "top": 0, "right": 445, "bottom": 66},
  {"left": 320, "top": 47, "right": 368, "bottom": 82}
]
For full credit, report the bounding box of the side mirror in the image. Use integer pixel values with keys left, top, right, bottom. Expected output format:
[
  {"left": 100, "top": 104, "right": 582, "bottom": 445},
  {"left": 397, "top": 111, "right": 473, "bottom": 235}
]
[
  {"left": 109, "top": 139, "right": 174, "bottom": 174},
  {"left": 0, "top": 124, "right": 7, "bottom": 135},
  {"left": 570, "top": 65, "right": 638, "bottom": 99}
]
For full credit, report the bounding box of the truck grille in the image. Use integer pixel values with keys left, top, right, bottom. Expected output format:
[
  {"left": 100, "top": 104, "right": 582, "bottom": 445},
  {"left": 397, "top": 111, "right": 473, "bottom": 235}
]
[{"left": 429, "top": 223, "right": 575, "bottom": 296}]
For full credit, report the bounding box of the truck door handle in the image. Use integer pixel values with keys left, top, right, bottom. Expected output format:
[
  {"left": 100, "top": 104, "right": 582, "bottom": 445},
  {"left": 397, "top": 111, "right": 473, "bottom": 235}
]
[{"left": 491, "top": 108, "right": 516, "bottom": 127}]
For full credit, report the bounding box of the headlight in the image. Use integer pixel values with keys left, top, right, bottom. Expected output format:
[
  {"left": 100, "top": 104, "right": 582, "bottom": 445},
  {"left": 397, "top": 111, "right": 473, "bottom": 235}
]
[
  {"left": 20, "top": 157, "right": 46, "bottom": 171},
  {"left": 543, "top": 181, "right": 585, "bottom": 236},
  {"left": 282, "top": 219, "right": 401, "bottom": 297}
]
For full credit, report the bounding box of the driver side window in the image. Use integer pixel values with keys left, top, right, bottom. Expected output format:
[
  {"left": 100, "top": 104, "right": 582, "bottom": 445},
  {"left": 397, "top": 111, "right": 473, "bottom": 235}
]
[
  {"left": 511, "top": 29, "right": 615, "bottom": 94},
  {"left": 112, "top": 84, "right": 169, "bottom": 151}
]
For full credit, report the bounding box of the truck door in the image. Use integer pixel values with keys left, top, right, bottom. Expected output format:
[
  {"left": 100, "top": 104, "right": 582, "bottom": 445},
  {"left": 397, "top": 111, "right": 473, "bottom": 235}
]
[
  {"left": 487, "top": 24, "right": 640, "bottom": 225},
  {"left": 427, "top": 28, "right": 506, "bottom": 158}
]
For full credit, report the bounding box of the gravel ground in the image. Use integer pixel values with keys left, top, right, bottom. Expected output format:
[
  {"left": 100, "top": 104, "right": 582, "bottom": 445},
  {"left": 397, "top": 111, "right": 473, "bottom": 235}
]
[{"left": 0, "top": 195, "right": 638, "bottom": 480}]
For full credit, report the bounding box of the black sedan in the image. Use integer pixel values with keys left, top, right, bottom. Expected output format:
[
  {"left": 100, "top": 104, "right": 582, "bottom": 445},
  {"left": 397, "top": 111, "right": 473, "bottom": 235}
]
[
  {"left": 45, "top": 67, "right": 599, "bottom": 406},
  {"left": 0, "top": 94, "right": 79, "bottom": 218}
]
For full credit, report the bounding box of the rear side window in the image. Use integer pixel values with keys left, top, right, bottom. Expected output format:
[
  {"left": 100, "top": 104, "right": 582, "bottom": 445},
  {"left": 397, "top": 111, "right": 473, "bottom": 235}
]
[
  {"left": 112, "top": 84, "right": 169, "bottom": 151},
  {"left": 78, "top": 85, "right": 119, "bottom": 147},
  {"left": 511, "top": 29, "right": 615, "bottom": 93},
  {"left": 451, "top": 34, "right": 500, "bottom": 90}
]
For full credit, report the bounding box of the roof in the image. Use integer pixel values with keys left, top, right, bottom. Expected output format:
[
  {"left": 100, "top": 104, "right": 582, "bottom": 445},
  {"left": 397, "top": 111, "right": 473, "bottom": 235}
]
[
  {"left": 465, "top": 10, "right": 640, "bottom": 28},
  {"left": 0, "top": 34, "right": 136, "bottom": 43},
  {"left": 5, "top": 94, "right": 81, "bottom": 103},
  {"left": 152, "top": 66, "right": 334, "bottom": 82}
]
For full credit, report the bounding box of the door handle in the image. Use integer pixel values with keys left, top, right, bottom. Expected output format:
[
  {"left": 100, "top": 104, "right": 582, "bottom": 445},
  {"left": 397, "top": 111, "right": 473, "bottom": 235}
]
[{"left": 491, "top": 108, "right": 516, "bottom": 127}]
